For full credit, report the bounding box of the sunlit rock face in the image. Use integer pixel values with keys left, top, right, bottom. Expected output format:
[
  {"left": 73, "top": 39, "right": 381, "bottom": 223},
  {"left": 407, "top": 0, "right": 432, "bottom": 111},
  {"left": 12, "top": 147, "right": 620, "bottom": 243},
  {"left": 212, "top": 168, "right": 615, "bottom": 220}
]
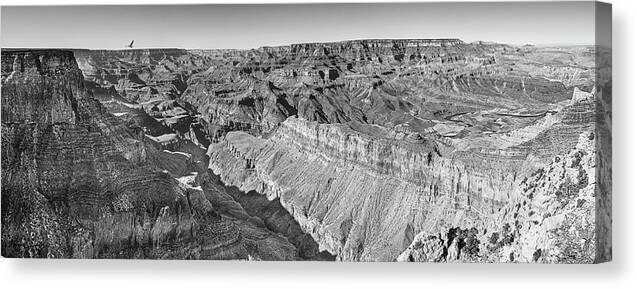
[
  {"left": 206, "top": 109, "right": 600, "bottom": 261},
  {"left": 2, "top": 39, "right": 610, "bottom": 263}
]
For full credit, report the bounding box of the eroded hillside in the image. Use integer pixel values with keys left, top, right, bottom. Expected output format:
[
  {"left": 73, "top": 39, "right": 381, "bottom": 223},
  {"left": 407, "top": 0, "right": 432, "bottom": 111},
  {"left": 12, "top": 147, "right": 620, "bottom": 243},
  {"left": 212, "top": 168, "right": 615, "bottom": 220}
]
[{"left": 1, "top": 39, "right": 611, "bottom": 262}]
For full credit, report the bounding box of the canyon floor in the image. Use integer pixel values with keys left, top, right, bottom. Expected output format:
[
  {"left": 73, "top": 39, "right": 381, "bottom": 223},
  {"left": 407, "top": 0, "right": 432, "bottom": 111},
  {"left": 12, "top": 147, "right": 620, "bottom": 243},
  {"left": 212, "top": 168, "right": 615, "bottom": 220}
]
[{"left": 1, "top": 39, "right": 611, "bottom": 262}]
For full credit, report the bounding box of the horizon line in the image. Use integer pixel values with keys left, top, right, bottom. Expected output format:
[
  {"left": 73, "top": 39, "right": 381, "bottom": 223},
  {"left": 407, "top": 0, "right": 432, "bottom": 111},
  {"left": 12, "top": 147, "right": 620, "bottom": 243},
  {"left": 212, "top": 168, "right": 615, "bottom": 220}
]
[{"left": 0, "top": 37, "right": 596, "bottom": 51}]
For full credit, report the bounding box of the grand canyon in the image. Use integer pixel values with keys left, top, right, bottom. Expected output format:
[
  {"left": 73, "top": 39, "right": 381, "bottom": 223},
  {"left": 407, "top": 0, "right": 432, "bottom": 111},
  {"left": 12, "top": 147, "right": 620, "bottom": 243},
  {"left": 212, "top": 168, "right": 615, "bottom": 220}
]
[{"left": 1, "top": 39, "right": 611, "bottom": 263}]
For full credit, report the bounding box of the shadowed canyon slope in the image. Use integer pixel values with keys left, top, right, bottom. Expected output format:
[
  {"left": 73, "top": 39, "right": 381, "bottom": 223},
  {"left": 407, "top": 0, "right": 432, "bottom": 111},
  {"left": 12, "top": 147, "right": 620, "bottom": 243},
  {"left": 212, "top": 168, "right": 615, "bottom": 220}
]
[{"left": 2, "top": 39, "right": 611, "bottom": 263}]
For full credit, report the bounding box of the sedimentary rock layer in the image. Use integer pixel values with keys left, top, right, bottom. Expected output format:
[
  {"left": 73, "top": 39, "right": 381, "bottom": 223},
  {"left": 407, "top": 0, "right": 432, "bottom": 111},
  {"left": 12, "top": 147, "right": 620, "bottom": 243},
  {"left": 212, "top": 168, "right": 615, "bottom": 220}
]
[{"left": 207, "top": 85, "right": 608, "bottom": 262}]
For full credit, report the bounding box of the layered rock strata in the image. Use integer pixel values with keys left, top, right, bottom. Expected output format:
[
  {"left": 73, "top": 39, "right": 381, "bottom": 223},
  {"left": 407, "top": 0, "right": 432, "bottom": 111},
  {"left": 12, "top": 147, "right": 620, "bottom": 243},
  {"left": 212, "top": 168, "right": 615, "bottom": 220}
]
[
  {"left": 207, "top": 86, "right": 608, "bottom": 262},
  {"left": 181, "top": 39, "right": 577, "bottom": 141}
]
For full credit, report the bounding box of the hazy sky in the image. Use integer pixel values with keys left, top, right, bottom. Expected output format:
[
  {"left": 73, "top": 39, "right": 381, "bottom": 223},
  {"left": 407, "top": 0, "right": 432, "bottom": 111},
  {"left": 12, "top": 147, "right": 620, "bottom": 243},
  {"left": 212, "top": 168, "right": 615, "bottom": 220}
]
[{"left": 1, "top": 2, "right": 598, "bottom": 49}]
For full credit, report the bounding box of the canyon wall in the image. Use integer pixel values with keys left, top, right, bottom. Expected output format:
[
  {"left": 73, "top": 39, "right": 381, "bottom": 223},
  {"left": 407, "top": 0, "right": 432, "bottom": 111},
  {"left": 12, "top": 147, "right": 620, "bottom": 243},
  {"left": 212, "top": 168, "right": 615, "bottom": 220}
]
[
  {"left": 207, "top": 116, "right": 514, "bottom": 260},
  {"left": 208, "top": 112, "right": 604, "bottom": 262},
  {"left": 0, "top": 50, "right": 315, "bottom": 260},
  {"left": 206, "top": 80, "right": 607, "bottom": 262}
]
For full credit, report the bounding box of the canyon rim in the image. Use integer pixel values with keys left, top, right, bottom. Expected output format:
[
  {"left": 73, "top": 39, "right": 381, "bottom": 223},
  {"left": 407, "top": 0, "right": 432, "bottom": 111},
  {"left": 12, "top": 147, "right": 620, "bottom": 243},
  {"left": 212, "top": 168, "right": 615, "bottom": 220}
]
[{"left": 0, "top": 2, "right": 611, "bottom": 263}]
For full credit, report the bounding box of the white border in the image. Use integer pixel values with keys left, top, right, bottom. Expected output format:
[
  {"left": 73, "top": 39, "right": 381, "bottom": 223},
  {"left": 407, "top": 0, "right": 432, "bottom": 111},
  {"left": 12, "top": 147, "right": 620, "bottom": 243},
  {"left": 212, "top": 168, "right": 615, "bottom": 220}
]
[{"left": 0, "top": 1, "right": 634, "bottom": 288}]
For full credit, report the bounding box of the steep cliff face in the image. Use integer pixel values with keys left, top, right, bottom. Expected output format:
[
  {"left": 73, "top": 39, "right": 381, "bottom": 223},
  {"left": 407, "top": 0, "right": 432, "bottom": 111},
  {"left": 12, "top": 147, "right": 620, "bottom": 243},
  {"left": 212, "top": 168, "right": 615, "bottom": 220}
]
[
  {"left": 0, "top": 50, "right": 307, "bottom": 260},
  {"left": 2, "top": 50, "right": 189, "bottom": 257},
  {"left": 206, "top": 85, "right": 605, "bottom": 262},
  {"left": 2, "top": 50, "right": 89, "bottom": 124},
  {"left": 208, "top": 116, "right": 520, "bottom": 260}
]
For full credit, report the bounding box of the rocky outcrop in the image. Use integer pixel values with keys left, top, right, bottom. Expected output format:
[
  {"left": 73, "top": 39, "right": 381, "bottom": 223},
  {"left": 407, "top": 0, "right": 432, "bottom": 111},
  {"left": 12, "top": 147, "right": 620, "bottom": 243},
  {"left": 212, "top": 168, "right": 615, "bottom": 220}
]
[
  {"left": 2, "top": 50, "right": 89, "bottom": 124},
  {"left": 399, "top": 130, "right": 601, "bottom": 263}
]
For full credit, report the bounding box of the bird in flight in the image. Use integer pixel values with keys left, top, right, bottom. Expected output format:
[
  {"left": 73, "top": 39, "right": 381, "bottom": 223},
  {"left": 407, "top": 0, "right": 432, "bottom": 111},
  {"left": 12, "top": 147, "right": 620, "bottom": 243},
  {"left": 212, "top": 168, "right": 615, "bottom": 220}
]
[{"left": 127, "top": 40, "right": 134, "bottom": 48}]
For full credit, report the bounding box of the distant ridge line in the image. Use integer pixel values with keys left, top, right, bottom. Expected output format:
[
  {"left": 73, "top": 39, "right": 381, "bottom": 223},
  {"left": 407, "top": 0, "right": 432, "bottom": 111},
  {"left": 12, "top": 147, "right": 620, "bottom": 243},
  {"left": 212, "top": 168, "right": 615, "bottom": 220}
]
[{"left": 1, "top": 38, "right": 469, "bottom": 52}]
